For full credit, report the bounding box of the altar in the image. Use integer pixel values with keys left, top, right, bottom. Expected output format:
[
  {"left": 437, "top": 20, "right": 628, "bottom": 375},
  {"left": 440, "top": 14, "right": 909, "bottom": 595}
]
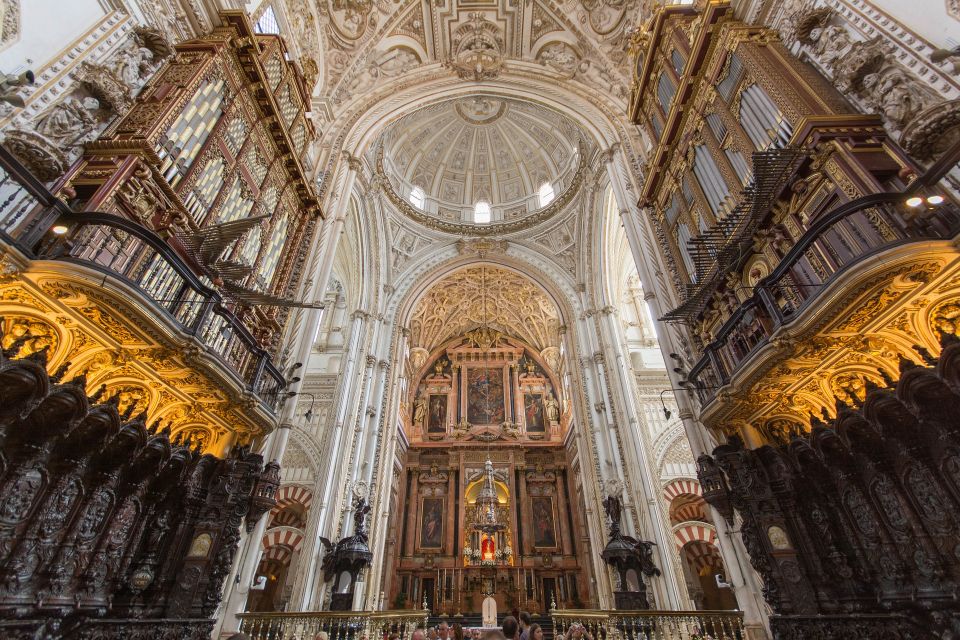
[{"left": 387, "top": 327, "right": 588, "bottom": 615}]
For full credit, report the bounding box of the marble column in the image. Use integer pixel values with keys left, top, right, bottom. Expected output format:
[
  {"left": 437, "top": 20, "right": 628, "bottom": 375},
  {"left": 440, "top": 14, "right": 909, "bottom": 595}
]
[
  {"left": 405, "top": 467, "right": 420, "bottom": 558},
  {"left": 611, "top": 161, "right": 770, "bottom": 636},
  {"left": 445, "top": 467, "right": 456, "bottom": 556},
  {"left": 554, "top": 469, "right": 572, "bottom": 556}
]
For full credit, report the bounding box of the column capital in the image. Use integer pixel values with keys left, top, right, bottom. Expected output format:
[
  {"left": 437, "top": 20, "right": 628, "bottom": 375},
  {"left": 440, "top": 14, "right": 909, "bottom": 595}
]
[
  {"left": 341, "top": 149, "right": 363, "bottom": 172},
  {"left": 600, "top": 143, "right": 621, "bottom": 164}
]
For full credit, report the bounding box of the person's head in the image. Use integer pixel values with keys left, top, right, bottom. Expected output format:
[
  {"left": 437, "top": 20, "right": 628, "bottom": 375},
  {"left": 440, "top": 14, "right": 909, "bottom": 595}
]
[
  {"left": 452, "top": 623, "right": 464, "bottom": 640},
  {"left": 502, "top": 616, "right": 519, "bottom": 640},
  {"left": 312, "top": 633, "right": 328, "bottom": 640},
  {"left": 428, "top": 628, "right": 438, "bottom": 640},
  {"left": 438, "top": 623, "right": 450, "bottom": 640},
  {"left": 472, "top": 629, "right": 482, "bottom": 640},
  {"left": 529, "top": 625, "right": 543, "bottom": 640},
  {"left": 519, "top": 612, "right": 531, "bottom": 630},
  {"left": 412, "top": 630, "right": 426, "bottom": 640},
  {"left": 568, "top": 624, "right": 585, "bottom": 640}
]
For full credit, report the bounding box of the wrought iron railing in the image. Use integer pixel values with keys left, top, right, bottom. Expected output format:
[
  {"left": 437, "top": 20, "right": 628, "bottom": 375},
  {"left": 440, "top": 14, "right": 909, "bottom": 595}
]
[
  {"left": 551, "top": 608, "right": 744, "bottom": 640},
  {"left": 237, "top": 609, "right": 429, "bottom": 640},
  {"left": 0, "top": 146, "right": 286, "bottom": 411},
  {"left": 686, "top": 150, "right": 960, "bottom": 406}
]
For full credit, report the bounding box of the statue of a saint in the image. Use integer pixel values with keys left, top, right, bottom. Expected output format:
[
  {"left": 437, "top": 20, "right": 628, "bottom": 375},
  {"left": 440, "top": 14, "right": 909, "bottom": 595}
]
[
  {"left": 543, "top": 391, "right": 560, "bottom": 423},
  {"left": 413, "top": 395, "right": 426, "bottom": 427}
]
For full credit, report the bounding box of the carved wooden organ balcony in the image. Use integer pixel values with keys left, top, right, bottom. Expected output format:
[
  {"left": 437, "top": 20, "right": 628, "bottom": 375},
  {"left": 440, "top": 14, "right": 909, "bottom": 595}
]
[
  {"left": 0, "top": 12, "right": 324, "bottom": 451},
  {"left": 627, "top": 0, "right": 960, "bottom": 442}
]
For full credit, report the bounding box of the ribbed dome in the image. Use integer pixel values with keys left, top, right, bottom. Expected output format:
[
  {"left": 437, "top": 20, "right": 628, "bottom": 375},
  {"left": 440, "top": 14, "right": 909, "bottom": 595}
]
[{"left": 380, "top": 96, "right": 584, "bottom": 228}]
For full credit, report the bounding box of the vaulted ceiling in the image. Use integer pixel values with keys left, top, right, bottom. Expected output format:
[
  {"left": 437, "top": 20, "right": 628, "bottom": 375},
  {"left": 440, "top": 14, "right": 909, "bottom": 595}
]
[
  {"left": 406, "top": 265, "right": 562, "bottom": 353},
  {"left": 382, "top": 96, "right": 581, "bottom": 211},
  {"left": 279, "top": 0, "right": 652, "bottom": 125}
]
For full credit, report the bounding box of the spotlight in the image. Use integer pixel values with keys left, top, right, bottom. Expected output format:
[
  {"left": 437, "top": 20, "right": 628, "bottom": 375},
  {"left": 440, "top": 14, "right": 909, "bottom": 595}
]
[
  {"left": 928, "top": 195, "right": 945, "bottom": 205},
  {"left": 905, "top": 196, "right": 924, "bottom": 208},
  {"left": 663, "top": 406, "right": 672, "bottom": 421},
  {"left": 289, "top": 376, "right": 301, "bottom": 384},
  {"left": 304, "top": 408, "right": 313, "bottom": 420},
  {"left": 51, "top": 224, "right": 68, "bottom": 235}
]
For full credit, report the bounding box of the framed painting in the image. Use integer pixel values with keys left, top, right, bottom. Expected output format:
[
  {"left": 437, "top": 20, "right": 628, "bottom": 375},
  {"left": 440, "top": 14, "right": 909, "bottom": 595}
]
[
  {"left": 524, "top": 392, "right": 545, "bottom": 432},
  {"left": 531, "top": 496, "right": 558, "bottom": 548},
  {"left": 419, "top": 497, "right": 444, "bottom": 549},
  {"left": 466, "top": 367, "right": 505, "bottom": 425},
  {"left": 427, "top": 394, "right": 447, "bottom": 433}
]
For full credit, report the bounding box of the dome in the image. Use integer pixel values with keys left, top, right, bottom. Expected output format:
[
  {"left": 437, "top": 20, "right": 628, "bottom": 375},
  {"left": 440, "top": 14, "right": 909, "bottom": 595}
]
[{"left": 378, "top": 96, "right": 587, "bottom": 233}]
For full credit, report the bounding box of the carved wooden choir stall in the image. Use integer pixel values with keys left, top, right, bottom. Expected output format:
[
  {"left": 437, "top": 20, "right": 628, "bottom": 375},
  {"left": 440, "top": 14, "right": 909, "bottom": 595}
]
[
  {"left": 0, "top": 340, "right": 278, "bottom": 639},
  {"left": 699, "top": 335, "right": 960, "bottom": 639}
]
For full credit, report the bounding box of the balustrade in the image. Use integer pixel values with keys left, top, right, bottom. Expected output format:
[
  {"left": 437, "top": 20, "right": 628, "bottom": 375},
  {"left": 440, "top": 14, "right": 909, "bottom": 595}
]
[
  {"left": 0, "top": 146, "right": 286, "bottom": 410},
  {"left": 551, "top": 609, "right": 744, "bottom": 640},
  {"left": 687, "top": 180, "right": 960, "bottom": 404},
  {"left": 237, "top": 609, "right": 429, "bottom": 640}
]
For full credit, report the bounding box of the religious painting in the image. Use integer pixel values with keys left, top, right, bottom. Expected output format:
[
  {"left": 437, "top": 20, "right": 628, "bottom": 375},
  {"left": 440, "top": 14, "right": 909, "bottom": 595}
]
[
  {"left": 419, "top": 497, "right": 444, "bottom": 549},
  {"left": 467, "top": 367, "right": 505, "bottom": 425},
  {"left": 524, "top": 393, "right": 545, "bottom": 432},
  {"left": 531, "top": 496, "right": 557, "bottom": 548},
  {"left": 427, "top": 394, "right": 447, "bottom": 433}
]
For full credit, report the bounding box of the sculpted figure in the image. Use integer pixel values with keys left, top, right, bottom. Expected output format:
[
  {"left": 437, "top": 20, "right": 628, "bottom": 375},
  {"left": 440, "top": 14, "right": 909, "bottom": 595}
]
[
  {"left": 543, "top": 391, "right": 560, "bottom": 423},
  {"left": 35, "top": 97, "right": 102, "bottom": 146},
  {"left": 413, "top": 395, "right": 426, "bottom": 427}
]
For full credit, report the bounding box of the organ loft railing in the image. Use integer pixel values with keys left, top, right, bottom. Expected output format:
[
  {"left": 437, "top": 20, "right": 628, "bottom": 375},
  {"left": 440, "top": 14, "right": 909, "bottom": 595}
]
[{"left": 0, "top": 145, "right": 287, "bottom": 411}]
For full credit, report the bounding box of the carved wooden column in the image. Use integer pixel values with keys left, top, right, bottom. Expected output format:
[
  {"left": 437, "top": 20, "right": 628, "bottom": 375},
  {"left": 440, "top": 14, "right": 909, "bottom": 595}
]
[
  {"left": 404, "top": 466, "right": 419, "bottom": 557},
  {"left": 555, "top": 466, "right": 572, "bottom": 556}
]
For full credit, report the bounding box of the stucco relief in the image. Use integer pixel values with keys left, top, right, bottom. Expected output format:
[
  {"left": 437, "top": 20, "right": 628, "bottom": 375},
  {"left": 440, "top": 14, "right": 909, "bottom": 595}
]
[
  {"left": 407, "top": 265, "right": 562, "bottom": 353},
  {"left": 783, "top": 3, "right": 957, "bottom": 156},
  {"left": 0, "top": 0, "right": 19, "bottom": 52}
]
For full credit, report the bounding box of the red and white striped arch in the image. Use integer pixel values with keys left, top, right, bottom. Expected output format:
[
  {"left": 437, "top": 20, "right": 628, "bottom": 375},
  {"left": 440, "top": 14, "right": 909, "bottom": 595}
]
[
  {"left": 673, "top": 522, "right": 717, "bottom": 550},
  {"left": 261, "top": 526, "right": 305, "bottom": 554},
  {"left": 663, "top": 478, "right": 702, "bottom": 503},
  {"left": 273, "top": 484, "right": 313, "bottom": 511},
  {"left": 681, "top": 539, "right": 723, "bottom": 574},
  {"left": 670, "top": 501, "right": 706, "bottom": 523},
  {"left": 261, "top": 546, "right": 294, "bottom": 564},
  {"left": 271, "top": 509, "right": 306, "bottom": 528}
]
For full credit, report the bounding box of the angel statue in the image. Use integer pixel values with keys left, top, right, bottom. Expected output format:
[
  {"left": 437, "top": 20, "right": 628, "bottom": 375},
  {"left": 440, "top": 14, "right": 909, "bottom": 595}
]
[
  {"left": 353, "top": 496, "right": 371, "bottom": 540},
  {"left": 602, "top": 491, "right": 623, "bottom": 537}
]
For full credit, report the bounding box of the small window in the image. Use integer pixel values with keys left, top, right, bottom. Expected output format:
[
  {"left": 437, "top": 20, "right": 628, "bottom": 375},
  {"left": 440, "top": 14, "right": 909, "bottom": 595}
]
[
  {"left": 409, "top": 185, "right": 425, "bottom": 209},
  {"left": 254, "top": 5, "right": 281, "bottom": 34},
  {"left": 537, "top": 182, "right": 555, "bottom": 207},
  {"left": 474, "top": 201, "right": 491, "bottom": 224}
]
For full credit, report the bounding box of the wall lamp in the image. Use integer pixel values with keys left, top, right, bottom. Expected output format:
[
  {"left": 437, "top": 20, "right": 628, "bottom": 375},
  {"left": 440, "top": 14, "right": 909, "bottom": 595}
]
[
  {"left": 298, "top": 392, "right": 317, "bottom": 421},
  {"left": 659, "top": 385, "right": 724, "bottom": 421},
  {"left": 905, "top": 194, "right": 945, "bottom": 209}
]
